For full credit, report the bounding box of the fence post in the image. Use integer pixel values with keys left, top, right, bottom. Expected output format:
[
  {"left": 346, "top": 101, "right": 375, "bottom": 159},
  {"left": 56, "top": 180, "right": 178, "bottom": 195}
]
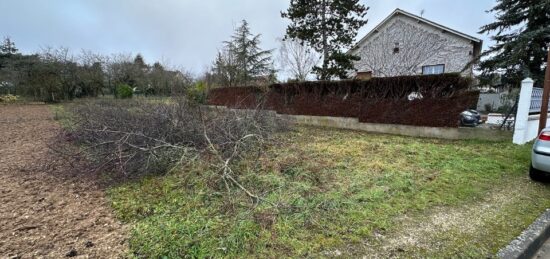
[{"left": 513, "top": 78, "right": 534, "bottom": 145}]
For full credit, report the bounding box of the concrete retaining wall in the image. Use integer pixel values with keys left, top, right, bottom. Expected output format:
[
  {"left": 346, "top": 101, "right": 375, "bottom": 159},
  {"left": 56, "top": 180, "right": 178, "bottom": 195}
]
[
  {"left": 280, "top": 114, "right": 511, "bottom": 141},
  {"left": 204, "top": 105, "right": 512, "bottom": 141}
]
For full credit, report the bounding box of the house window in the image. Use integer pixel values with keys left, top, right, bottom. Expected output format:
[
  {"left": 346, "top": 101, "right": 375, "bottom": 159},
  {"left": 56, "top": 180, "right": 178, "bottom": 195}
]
[
  {"left": 356, "top": 71, "right": 373, "bottom": 80},
  {"left": 422, "top": 64, "right": 445, "bottom": 75},
  {"left": 393, "top": 43, "right": 400, "bottom": 54}
]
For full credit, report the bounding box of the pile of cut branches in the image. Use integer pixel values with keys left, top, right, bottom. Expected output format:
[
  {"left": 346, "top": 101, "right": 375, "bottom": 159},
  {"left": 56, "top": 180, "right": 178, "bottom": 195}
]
[{"left": 53, "top": 98, "right": 288, "bottom": 200}]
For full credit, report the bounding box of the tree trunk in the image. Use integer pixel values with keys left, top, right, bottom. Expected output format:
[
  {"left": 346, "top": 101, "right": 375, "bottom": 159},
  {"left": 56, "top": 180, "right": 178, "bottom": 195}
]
[
  {"left": 321, "top": 0, "right": 329, "bottom": 80},
  {"left": 538, "top": 47, "right": 550, "bottom": 133}
]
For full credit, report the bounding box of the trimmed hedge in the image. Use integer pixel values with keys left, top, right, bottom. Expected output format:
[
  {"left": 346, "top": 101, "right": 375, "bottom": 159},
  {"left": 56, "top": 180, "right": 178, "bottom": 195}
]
[
  {"left": 270, "top": 74, "right": 472, "bottom": 99},
  {"left": 358, "top": 92, "right": 480, "bottom": 127},
  {"left": 207, "top": 86, "right": 265, "bottom": 109},
  {"left": 207, "top": 74, "right": 479, "bottom": 128}
]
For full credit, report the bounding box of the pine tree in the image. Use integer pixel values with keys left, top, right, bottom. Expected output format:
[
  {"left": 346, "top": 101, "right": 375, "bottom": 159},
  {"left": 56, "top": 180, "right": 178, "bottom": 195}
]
[
  {"left": 216, "top": 20, "right": 274, "bottom": 86},
  {"left": 133, "top": 54, "right": 148, "bottom": 71},
  {"left": 479, "top": 0, "right": 550, "bottom": 87},
  {"left": 230, "top": 20, "right": 274, "bottom": 86},
  {"left": 282, "top": 0, "right": 368, "bottom": 80},
  {"left": 0, "top": 37, "right": 18, "bottom": 55},
  {"left": 131, "top": 54, "right": 149, "bottom": 90}
]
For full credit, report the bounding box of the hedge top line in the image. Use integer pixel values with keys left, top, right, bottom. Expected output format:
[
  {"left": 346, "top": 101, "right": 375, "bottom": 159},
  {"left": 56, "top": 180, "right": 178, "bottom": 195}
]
[{"left": 208, "top": 73, "right": 474, "bottom": 99}]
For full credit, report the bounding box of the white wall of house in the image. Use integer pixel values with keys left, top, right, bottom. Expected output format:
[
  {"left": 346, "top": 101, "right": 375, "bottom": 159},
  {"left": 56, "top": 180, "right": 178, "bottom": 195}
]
[
  {"left": 477, "top": 93, "right": 512, "bottom": 112},
  {"left": 350, "top": 14, "right": 477, "bottom": 78}
]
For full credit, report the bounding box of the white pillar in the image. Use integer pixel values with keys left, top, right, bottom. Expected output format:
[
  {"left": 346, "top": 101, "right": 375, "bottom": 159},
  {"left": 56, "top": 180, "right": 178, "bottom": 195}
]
[{"left": 513, "top": 78, "right": 534, "bottom": 145}]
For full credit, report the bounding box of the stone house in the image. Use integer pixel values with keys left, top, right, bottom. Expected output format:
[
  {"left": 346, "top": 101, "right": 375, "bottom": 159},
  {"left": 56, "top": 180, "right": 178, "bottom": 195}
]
[{"left": 349, "top": 9, "right": 483, "bottom": 78}]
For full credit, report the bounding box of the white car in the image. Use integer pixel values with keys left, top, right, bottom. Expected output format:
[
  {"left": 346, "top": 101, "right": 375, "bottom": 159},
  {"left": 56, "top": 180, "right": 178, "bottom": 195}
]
[{"left": 531, "top": 128, "right": 550, "bottom": 181}]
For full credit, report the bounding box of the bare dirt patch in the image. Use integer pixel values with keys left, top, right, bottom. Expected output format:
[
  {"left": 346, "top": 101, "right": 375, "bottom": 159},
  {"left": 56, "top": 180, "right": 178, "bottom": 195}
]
[{"left": 0, "top": 104, "right": 127, "bottom": 258}]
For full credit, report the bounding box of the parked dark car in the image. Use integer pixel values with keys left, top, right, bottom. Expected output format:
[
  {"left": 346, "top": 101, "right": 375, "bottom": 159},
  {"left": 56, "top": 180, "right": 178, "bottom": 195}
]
[{"left": 460, "top": 110, "right": 482, "bottom": 127}]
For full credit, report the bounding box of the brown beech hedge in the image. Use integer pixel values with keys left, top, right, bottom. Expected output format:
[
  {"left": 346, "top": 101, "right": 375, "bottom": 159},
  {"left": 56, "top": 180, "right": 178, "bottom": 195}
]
[{"left": 207, "top": 74, "right": 479, "bottom": 128}]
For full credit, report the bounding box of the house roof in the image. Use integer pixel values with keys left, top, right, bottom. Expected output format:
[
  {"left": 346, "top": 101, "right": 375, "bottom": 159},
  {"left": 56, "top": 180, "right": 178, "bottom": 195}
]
[{"left": 351, "top": 9, "right": 483, "bottom": 53}]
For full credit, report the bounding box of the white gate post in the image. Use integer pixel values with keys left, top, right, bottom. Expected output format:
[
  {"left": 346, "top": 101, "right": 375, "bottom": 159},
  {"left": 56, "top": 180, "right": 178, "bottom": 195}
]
[{"left": 513, "top": 78, "right": 534, "bottom": 145}]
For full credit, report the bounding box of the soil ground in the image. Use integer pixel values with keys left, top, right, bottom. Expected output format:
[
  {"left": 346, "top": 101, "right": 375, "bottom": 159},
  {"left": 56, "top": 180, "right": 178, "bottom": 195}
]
[{"left": 0, "top": 104, "right": 127, "bottom": 258}]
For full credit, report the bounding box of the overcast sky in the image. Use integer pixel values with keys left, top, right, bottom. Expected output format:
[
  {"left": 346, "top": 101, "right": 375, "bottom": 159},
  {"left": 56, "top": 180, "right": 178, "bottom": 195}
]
[{"left": 1, "top": 0, "right": 497, "bottom": 75}]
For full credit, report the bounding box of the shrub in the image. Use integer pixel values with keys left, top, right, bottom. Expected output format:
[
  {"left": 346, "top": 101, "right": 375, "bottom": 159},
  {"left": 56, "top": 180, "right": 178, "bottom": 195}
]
[
  {"left": 116, "top": 84, "right": 134, "bottom": 99},
  {"left": 187, "top": 81, "right": 208, "bottom": 104},
  {"left": 0, "top": 94, "right": 19, "bottom": 103}
]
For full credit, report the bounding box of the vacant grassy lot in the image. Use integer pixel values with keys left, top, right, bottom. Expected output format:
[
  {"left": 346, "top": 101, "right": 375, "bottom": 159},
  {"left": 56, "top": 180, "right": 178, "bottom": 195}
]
[{"left": 108, "top": 126, "right": 549, "bottom": 258}]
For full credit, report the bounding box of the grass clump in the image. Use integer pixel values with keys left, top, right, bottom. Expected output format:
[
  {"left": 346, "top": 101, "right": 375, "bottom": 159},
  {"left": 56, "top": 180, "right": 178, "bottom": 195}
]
[{"left": 109, "top": 126, "right": 550, "bottom": 258}]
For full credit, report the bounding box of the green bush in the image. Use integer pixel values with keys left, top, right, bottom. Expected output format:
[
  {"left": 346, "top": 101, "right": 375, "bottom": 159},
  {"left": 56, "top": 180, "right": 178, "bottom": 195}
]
[
  {"left": 116, "top": 84, "right": 133, "bottom": 99},
  {"left": 0, "top": 94, "right": 19, "bottom": 102},
  {"left": 186, "top": 81, "right": 207, "bottom": 104}
]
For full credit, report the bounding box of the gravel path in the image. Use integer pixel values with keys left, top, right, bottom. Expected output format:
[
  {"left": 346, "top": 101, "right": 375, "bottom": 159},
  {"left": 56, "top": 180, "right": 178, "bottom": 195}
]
[{"left": 0, "top": 104, "right": 127, "bottom": 258}]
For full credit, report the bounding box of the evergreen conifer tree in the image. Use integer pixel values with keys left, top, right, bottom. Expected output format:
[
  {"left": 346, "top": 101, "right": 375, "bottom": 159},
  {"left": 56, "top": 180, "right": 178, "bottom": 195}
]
[{"left": 479, "top": 0, "right": 550, "bottom": 86}]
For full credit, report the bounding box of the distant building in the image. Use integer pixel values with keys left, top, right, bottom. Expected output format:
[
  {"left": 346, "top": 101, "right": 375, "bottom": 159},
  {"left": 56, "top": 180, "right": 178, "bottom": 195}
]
[{"left": 349, "top": 9, "right": 483, "bottom": 78}]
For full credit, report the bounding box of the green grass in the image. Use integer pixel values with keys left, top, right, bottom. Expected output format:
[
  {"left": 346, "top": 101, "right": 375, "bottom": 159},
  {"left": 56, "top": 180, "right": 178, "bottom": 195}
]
[
  {"left": 51, "top": 103, "right": 82, "bottom": 131},
  {"left": 108, "top": 126, "right": 550, "bottom": 258}
]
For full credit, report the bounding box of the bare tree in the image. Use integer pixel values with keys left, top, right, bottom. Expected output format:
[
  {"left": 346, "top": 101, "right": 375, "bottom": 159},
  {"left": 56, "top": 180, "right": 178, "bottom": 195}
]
[
  {"left": 78, "top": 50, "right": 100, "bottom": 65},
  {"left": 77, "top": 50, "right": 107, "bottom": 97},
  {"left": 278, "top": 38, "right": 320, "bottom": 81},
  {"left": 33, "top": 46, "right": 80, "bottom": 101},
  {"left": 1, "top": 41, "right": 196, "bottom": 100},
  {"left": 104, "top": 52, "right": 132, "bottom": 92},
  {"left": 355, "top": 20, "right": 455, "bottom": 77}
]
